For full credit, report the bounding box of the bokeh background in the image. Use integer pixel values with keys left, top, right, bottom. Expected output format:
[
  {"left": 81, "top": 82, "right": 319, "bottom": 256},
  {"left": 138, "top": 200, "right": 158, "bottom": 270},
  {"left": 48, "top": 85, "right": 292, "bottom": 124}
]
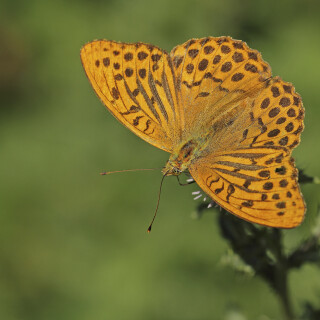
[{"left": 1, "top": 0, "right": 320, "bottom": 319}]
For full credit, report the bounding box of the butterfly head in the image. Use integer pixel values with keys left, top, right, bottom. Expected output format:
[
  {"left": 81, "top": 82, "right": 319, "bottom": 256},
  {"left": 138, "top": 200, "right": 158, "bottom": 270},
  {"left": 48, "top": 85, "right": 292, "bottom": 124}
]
[{"left": 162, "top": 162, "right": 182, "bottom": 176}]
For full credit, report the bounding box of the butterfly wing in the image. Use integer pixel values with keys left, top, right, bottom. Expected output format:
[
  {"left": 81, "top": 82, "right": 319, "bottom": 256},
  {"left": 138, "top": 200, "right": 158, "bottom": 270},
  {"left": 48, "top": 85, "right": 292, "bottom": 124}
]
[
  {"left": 169, "top": 37, "right": 272, "bottom": 138},
  {"left": 189, "top": 146, "right": 305, "bottom": 228},
  {"left": 189, "top": 78, "right": 305, "bottom": 228},
  {"left": 81, "top": 40, "right": 181, "bottom": 152}
]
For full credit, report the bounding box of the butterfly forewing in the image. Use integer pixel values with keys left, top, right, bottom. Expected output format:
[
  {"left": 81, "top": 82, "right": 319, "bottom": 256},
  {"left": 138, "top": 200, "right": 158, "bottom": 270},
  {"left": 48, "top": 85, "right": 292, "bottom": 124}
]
[
  {"left": 189, "top": 147, "right": 305, "bottom": 228},
  {"left": 81, "top": 40, "right": 180, "bottom": 152}
]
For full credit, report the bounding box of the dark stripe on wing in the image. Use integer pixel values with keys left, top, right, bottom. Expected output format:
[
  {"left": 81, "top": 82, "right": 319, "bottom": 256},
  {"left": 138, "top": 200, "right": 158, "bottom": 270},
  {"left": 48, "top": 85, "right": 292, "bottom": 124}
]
[
  {"left": 214, "top": 167, "right": 261, "bottom": 181},
  {"left": 161, "top": 70, "right": 175, "bottom": 114},
  {"left": 214, "top": 161, "right": 265, "bottom": 171},
  {"left": 148, "top": 70, "right": 168, "bottom": 121},
  {"left": 136, "top": 78, "right": 161, "bottom": 124}
]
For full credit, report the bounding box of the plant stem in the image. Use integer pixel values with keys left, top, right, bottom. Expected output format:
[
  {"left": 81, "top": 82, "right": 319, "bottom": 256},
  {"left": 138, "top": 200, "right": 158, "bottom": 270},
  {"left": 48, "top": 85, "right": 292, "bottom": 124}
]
[
  {"left": 273, "top": 230, "right": 295, "bottom": 320},
  {"left": 277, "top": 270, "right": 294, "bottom": 320}
]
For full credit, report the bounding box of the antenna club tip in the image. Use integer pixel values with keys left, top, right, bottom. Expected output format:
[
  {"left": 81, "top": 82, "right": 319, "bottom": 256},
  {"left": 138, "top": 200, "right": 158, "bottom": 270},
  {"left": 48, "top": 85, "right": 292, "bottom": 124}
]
[
  {"left": 100, "top": 172, "right": 107, "bottom": 175},
  {"left": 147, "top": 226, "right": 152, "bottom": 233}
]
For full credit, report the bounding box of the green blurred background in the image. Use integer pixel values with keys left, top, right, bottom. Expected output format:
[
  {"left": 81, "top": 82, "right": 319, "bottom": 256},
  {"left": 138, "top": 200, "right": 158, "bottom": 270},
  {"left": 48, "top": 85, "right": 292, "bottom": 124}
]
[{"left": 1, "top": 0, "right": 320, "bottom": 319}]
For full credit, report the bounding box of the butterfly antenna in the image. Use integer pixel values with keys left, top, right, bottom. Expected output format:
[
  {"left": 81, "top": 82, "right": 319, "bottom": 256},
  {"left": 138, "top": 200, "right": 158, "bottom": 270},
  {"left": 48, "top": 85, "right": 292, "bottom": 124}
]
[
  {"left": 100, "top": 168, "right": 160, "bottom": 175},
  {"left": 147, "top": 172, "right": 167, "bottom": 233}
]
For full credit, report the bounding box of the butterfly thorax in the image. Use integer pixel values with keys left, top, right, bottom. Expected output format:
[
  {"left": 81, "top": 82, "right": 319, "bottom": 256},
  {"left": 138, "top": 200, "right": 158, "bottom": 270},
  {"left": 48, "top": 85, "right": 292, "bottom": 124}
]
[{"left": 162, "top": 139, "right": 204, "bottom": 176}]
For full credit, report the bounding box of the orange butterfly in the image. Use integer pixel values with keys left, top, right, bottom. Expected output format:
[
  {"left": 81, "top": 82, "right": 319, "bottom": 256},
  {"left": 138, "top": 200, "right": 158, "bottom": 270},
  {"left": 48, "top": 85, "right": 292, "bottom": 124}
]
[{"left": 80, "top": 37, "right": 305, "bottom": 228}]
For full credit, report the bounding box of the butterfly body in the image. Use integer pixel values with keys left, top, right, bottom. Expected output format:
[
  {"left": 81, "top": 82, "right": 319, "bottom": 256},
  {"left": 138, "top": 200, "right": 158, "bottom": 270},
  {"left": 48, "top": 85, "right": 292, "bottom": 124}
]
[
  {"left": 163, "top": 139, "right": 201, "bottom": 175},
  {"left": 81, "top": 36, "right": 305, "bottom": 228}
]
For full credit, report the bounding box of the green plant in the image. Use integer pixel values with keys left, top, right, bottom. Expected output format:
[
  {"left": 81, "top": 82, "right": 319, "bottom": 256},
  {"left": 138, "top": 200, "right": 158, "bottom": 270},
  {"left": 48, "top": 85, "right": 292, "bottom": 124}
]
[{"left": 196, "top": 171, "right": 320, "bottom": 320}]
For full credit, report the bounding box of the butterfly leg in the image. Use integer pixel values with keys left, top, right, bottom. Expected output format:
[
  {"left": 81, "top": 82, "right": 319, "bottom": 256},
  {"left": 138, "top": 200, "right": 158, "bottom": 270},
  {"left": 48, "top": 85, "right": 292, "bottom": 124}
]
[{"left": 176, "top": 174, "right": 195, "bottom": 186}]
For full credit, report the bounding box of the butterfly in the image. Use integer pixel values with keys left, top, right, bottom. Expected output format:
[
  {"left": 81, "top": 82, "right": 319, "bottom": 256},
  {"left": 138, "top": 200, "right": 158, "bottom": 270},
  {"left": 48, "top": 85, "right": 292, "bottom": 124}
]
[{"left": 80, "top": 36, "right": 305, "bottom": 228}]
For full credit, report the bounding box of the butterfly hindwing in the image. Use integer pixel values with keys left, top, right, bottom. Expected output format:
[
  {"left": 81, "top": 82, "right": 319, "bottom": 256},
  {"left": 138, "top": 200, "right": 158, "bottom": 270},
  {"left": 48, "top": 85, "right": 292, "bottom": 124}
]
[
  {"left": 238, "top": 77, "right": 304, "bottom": 150},
  {"left": 169, "top": 37, "right": 272, "bottom": 137},
  {"left": 81, "top": 40, "right": 181, "bottom": 152}
]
